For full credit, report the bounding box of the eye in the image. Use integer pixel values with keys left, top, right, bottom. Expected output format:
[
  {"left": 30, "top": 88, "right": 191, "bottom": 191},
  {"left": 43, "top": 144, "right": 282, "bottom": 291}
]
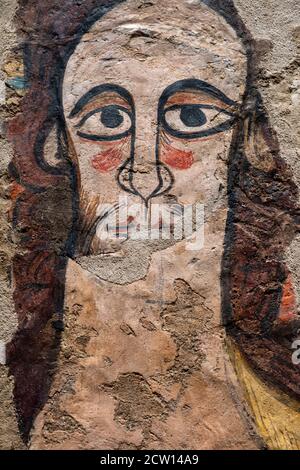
[
  {"left": 163, "top": 104, "right": 235, "bottom": 139},
  {"left": 76, "top": 105, "right": 133, "bottom": 141},
  {"left": 180, "top": 106, "right": 207, "bottom": 127},
  {"left": 101, "top": 106, "right": 125, "bottom": 128}
]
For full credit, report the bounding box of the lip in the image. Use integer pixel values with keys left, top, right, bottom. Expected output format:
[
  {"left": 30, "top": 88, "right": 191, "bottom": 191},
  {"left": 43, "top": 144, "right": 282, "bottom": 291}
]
[{"left": 103, "top": 216, "right": 181, "bottom": 240}]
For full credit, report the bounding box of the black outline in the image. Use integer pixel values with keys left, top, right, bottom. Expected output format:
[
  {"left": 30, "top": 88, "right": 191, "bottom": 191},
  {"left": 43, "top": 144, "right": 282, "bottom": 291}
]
[
  {"left": 162, "top": 103, "right": 236, "bottom": 139},
  {"left": 76, "top": 104, "right": 133, "bottom": 141},
  {"left": 158, "top": 79, "right": 238, "bottom": 139},
  {"left": 69, "top": 83, "right": 134, "bottom": 118}
]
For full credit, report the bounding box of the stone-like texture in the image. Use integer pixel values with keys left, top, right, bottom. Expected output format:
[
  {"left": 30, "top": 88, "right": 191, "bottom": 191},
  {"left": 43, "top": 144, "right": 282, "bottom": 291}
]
[
  {"left": 236, "top": 1, "right": 300, "bottom": 308},
  {"left": 30, "top": 257, "right": 259, "bottom": 449},
  {"left": 0, "top": 0, "right": 24, "bottom": 450},
  {"left": 1, "top": 0, "right": 300, "bottom": 450}
]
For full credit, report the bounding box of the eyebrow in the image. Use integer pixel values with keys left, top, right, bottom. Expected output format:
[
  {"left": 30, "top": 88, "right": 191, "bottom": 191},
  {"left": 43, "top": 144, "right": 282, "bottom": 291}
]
[
  {"left": 158, "top": 79, "right": 238, "bottom": 109},
  {"left": 69, "top": 83, "right": 134, "bottom": 118}
]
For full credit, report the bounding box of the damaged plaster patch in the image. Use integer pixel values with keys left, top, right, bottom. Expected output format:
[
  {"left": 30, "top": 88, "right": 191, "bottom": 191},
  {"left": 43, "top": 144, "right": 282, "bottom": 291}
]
[
  {"left": 40, "top": 403, "right": 86, "bottom": 446},
  {"left": 234, "top": 0, "right": 299, "bottom": 73},
  {"left": 0, "top": 367, "right": 24, "bottom": 449},
  {"left": 99, "top": 279, "right": 208, "bottom": 443},
  {"left": 285, "top": 234, "right": 300, "bottom": 310},
  {"left": 76, "top": 240, "right": 176, "bottom": 284},
  {"left": 101, "top": 372, "right": 167, "bottom": 431},
  {"left": 0, "top": 80, "right": 5, "bottom": 104},
  {"left": 0, "top": 341, "right": 6, "bottom": 365}
]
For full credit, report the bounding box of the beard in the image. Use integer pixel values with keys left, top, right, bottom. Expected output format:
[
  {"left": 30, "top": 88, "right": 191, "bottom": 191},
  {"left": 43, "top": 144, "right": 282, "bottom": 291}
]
[{"left": 73, "top": 189, "right": 193, "bottom": 284}]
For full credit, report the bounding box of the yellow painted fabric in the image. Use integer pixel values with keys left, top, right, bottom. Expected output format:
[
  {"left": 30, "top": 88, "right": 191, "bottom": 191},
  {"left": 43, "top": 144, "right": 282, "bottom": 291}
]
[{"left": 228, "top": 339, "right": 300, "bottom": 450}]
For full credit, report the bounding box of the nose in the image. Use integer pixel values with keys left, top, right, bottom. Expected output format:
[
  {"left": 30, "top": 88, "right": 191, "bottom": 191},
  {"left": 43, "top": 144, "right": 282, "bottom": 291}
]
[
  {"left": 117, "top": 113, "right": 173, "bottom": 205},
  {"left": 131, "top": 132, "right": 161, "bottom": 201}
]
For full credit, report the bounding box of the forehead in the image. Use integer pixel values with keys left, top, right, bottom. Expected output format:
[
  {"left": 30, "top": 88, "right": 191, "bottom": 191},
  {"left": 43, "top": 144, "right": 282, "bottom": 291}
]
[{"left": 63, "top": 0, "right": 247, "bottom": 111}]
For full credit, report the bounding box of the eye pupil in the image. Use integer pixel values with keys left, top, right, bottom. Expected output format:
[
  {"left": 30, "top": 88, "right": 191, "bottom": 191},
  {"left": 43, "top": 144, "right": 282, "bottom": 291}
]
[
  {"left": 101, "top": 106, "right": 124, "bottom": 128},
  {"left": 180, "top": 106, "right": 206, "bottom": 127}
]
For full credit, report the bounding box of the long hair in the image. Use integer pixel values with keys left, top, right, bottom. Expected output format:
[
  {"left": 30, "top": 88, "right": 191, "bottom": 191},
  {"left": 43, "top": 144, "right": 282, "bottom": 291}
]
[{"left": 6, "top": 0, "right": 300, "bottom": 443}]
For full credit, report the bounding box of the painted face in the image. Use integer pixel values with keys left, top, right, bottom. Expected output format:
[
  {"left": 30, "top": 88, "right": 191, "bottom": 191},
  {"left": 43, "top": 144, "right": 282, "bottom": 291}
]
[{"left": 63, "top": 0, "right": 247, "bottom": 258}]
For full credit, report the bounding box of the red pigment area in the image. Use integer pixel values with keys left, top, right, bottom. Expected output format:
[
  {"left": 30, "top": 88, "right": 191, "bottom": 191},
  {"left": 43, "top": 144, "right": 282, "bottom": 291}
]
[
  {"left": 161, "top": 143, "right": 194, "bottom": 170},
  {"left": 91, "top": 148, "right": 122, "bottom": 173},
  {"left": 10, "top": 182, "right": 24, "bottom": 201},
  {"left": 278, "top": 274, "right": 297, "bottom": 323}
]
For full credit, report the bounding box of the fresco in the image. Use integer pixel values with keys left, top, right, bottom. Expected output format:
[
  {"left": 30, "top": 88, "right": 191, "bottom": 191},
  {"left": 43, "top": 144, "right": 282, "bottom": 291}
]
[{"left": 6, "top": 0, "right": 300, "bottom": 449}]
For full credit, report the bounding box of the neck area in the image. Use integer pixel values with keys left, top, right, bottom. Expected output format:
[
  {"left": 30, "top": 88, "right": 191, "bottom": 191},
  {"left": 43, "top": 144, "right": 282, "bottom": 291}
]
[{"left": 29, "top": 205, "right": 260, "bottom": 449}]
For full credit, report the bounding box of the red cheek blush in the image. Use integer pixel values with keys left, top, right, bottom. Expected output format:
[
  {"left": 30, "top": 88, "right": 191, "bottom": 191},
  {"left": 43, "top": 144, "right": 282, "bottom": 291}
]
[
  {"left": 161, "top": 145, "right": 194, "bottom": 170},
  {"left": 91, "top": 148, "right": 122, "bottom": 173}
]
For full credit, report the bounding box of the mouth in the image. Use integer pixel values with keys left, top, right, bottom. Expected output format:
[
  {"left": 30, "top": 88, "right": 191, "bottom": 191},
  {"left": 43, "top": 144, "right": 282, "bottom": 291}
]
[{"left": 76, "top": 200, "right": 187, "bottom": 257}]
